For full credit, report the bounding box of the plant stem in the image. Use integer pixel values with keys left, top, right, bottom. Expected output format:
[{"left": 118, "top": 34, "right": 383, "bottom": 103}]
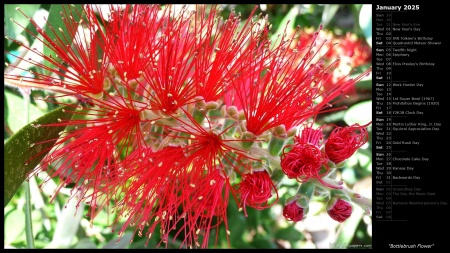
[
  {"left": 310, "top": 178, "right": 372, "bottom": 216},
  {"left": 22, "top": 89, "right": 35, "bottom": 249},
  {"left": 24, "top": 181, "right": 35, "bottom": 248}
]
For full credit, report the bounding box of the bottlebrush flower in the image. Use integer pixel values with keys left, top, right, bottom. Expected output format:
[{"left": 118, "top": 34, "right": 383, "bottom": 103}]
[
  {"left": 326, "top": 196, "right": 353, "bottom": 223},
  {"left": 280, "top": 123, "right": 338, "bottom": 189},
  {"left": 280, "top": 143, "right": 325, "bottom": 180},
  {"left": 335, "top": 32, "right": 372, "bottom": 68},
  {"left": 4, "top": 4, "right": 371, "bottom": 249},
  {"left": 235, "top": 169, "right": 278, "bottom": 216},
  {"left": 325, "top": 122, "right": 370, "bottom": 164}
]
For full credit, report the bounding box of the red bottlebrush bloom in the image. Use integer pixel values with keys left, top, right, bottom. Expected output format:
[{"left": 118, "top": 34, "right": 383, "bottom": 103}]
[
  {"left": 294, "top": 122, "right": 325, "bottom": 146},
  {"left": 327, "top": 197, "right": 353, "bottom": 223},
  {"left": 325, "top": 123, "right": 370, "bottom": 164},
  {"left": 231, "top": 24, "right": 370, "bottom": 136},
  {"left": 281, "top": 123, "right": 342, "bottom": 189},
  {"left": 109, "top": 146, "right": 188, "bottom": 247},
  {"left": 192, "top": 6, "right": 263, "bottom": 103},
  {"left": 6, "top": 5, "right": 109, "bottom": 95},
  {"left": 283, "top": 198, "right": 305, "bottom": 222},
  {"left": 235, "top": 169, "right": 278, "bottom": 216},
  {"left": 140, "top": 6, "right": 199, "bottom": 114},
  {"left": 335, "top": 33, "right": 372, "bottom": 67},
  {"left": 105, "top": 108, "right": 252, "bottom": 248},
  {"left": 4, "top": 3, "right": 371, "bottom": 249},
  {"left": 180, "top": 169, "right": 234, "bottom": 249},
  {"left": 280, "top": 144, "right": 326, "bottom": 181},
  {"left": 30, "top": 98, "right": 145, "bottom": 219},
  {"left": 90, "top": 4, "right": 162, "bottom": 81}
]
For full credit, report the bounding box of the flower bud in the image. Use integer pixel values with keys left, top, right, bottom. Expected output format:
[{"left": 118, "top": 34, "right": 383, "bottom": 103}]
[
  {"left": 241, "top": 131, "right": 256, "bottom": 149},
  {"left": 205, "top": 101, "right": 220, "bottom": 111},
  {"left": 326, "top": 196, "right": 353, "bottom": 222},
  {"left": 226, "top": 106, "right": 239, "bottom": 120},
  {"left": 286, "top": 127, "right": 298, "bottom": 138},
  {"left": 283, "top": 194, "right": 310, "bottom": 222}
]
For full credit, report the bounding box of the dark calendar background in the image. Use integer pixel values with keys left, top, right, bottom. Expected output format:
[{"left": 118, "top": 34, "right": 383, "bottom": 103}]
[{"left": 372, "top": 3, "right": 448, "bottom": 249}]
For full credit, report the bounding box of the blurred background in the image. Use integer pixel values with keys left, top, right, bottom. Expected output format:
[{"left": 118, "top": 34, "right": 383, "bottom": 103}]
[{"left": 4, "top": 4, "right": 372, "bottom": 249}]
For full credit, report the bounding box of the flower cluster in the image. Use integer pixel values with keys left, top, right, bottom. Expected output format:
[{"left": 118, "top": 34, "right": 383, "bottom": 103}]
[
  {"left": 280, "top": 122, "right": 369, "bottom": 223},
  {"left": 5, "top": 4, "right": 371, "bottom": 248},
  {"left": 280, "top": 122, "right": 369, "bottom": 187}
]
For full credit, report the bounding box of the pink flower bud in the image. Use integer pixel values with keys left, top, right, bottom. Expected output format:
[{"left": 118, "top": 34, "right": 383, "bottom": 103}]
[
  {"left": 282, "top": 195, "right": 309, "bottom": 222},
  {"left": 327, "top": 197, "right": 353, "bottom": 222}
]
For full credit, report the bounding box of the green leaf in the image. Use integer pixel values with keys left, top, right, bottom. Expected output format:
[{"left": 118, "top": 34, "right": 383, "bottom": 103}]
[
  {"left": 43, "top": 4, "right": 83, "bottom": 75},
  {"left": 46, "top": 199, "right": 85, "bottom": 248},
  {"left": 321, "top": 5, "right": 340, "bottom": 28},
  {"left": 73, "top": 238, "right": 97, "bottom": 249},
  {"left": 4, "top": 104, "right": 76, "bottom": 207},
  {"left": 103, "top": 232, "right": 133, "bottom": 249},
  {"left": 4, "top": 93, "right": 11, "bottom": 139},
  {"left": 344, "top": 100, "right": 372, "bottom": 126},
  {"left": 359, "top": 4, "right": 372, "bottom": 47},
  {"left": 3, "top": 208, "right": 42, "bottom": 246},
  {"left": 270, "top": 5, "right": 298, "bottom": 49},
  {"left": 4, "top": 4, "right": 41, "bottom": 46},
  {"left": 251, "top": 237, "right": 278, "bottom": 249},
  {"left": 351, "top": 63, "right": 372, "bottom": 90},
  {"left": 274, "top": 226, "right": 304, "bottom": 243}
]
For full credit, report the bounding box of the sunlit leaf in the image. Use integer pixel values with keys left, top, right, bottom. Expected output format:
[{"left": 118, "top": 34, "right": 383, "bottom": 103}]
[
  {"left": 344, "top": 100, "right": 372, "bottom": 126},
  {"left": 359, "top": 4, "right": 372, "bottom": 47},
  {"left": 4, "top": 209, "right": 26, "bottom": 245},
  {"left": 4, "top": 90, "right": 46, "bottom": 134},
  {"left": 4, "top": 4, "right": 41, "bottom": 46}
]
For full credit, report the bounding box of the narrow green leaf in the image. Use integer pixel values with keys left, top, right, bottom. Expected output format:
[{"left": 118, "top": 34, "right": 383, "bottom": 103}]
[
  {"left": 4, "top": 93, "right": 10, "bottom": 139},
  {"left": 4, "top": 104, "right": 76, "bottom": 207},
  {"left": 321, "top": 4, "right": 340, "bottom": 28},
  {"left": 43, "top": 4, "right": 83, "bottom": 74},
  {"left": 351, "top": 63, "right": 372, "bottom": 90},
  {"left": 270, "top": 5, "right": 299, "bottom": 49},
  {"left": 46, "top": 199, "right": 85, "bottom": 248},
  {"left": 4, "top": 4, "right": 41, "bottom": 46},
  {"left": 355, "top": 78, "right": 372, "bottom": 90},
  {"left": 332, "top": 207, "right": 364, "bottom": 248}
]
